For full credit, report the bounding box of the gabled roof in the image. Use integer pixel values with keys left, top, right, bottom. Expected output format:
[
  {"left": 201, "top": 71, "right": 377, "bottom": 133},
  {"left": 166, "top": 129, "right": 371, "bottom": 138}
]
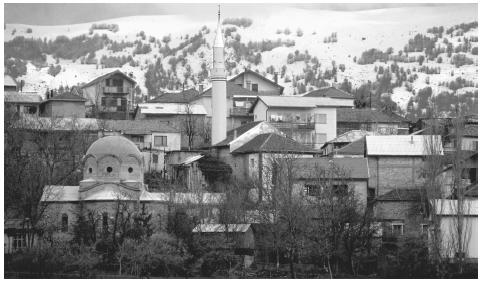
[
  {"left": 5, "top": 92, "right": 43, "bottom": 103},
  {"left": 148, "top": 88, "right": 199, "bottom": 103},
  {"left": 334, "top": 137, "right": 366, "bottom": 156},
  {"left": 366, "top": 135, "right": 443, "bottom": 156},
  {"left": 81, "top": 69, "right": 136, "bottom": 89},
  {"left": 464, "top": 183, "right": 478, "bottom": 198},
  {"left": 250, "top": 95, "right": 354, "bottom": 111},
  {"left": 193, "top": 224, "right": 251, "bottom": 233},
  {"left": 198, "top": 81, "right": 273, "bottom": 98},
  {"left": 44, "top": 92, "right": 86, "bottom": 102},
  {"left": 337, "top": 108, "right": 408, "bottom": 123},
  {"left": 325, "top": 130, "right": 374, "bottom": 145},
  {"left": 293, "top": 157, "right": 369, "bottom": 179},
  {"left": 213, "top": 121, "right": 264, "bottom": 147},
  {"left": 228, "top": 69, "right": 284, "bottom": 94},
  {"left": 303, "top": 87, "right": 354, "bottom": 99},
  {"left": 377, "top": 188, "right": 424, "bottom": 201},
  {"left": 4, "top": 74, "right": 16, "bottom": 87},
  {"left": 232, "top": 133, "right": 316, "bottom": 154},
  {"left": 138, "top": 103, "right": 207, "bottom": 115}
]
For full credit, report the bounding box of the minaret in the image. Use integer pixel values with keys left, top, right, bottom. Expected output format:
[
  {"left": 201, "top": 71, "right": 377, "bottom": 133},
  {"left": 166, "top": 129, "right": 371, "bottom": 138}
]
[{"left": 211, "top": 5, "right": 227, "bottom": 145}]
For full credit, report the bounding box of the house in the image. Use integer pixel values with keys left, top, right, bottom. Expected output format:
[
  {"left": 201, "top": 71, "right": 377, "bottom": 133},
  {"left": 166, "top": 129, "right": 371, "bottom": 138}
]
[
  {"left": 321, "top": 130, "right": 375, "bottom": 156},
  {"left": 432, "top": 199, "right": 478, "bottom": 261},
  {"left": 229, "top": 68, "right": 284, "bottom": 95},
  {"left": 302, "top": 86, "right": 354, "bottom": 99},
  {"left": 336, "top": 108, "right": 409, "bottom": 136},
  {"left": 40, "top": 92, "right": 86, "bottom": 118},
  {"left": 5, "top": 92, "right": 43, "bottom": 116},
  {"left": 148, "top": 88, "right": 199, "bottom": 104},
  {"left": 165, "top": 151, "right": 208, "bottom": 191},
  {"left": 193, "top": 223, "right": 256, "bottom": 268},
  {"left": 250, "top": 95, "right": 354, "bottom": 149},
  {"left": 4, "top": 218, "right": 40, "bottom": 254},
  {"left": 190, "top": 81, "right": 277, "bottom": 131},
  {"left": 292, "top": 157, "right": 370, "bottom": 207},
  {"left": 80, "top": 70, "right": 137, "bottom": 120},
  {"left": 134, "top": 102, "right": 208, "bottom": 149},
  {"left": 4, "top": 74, "right": 17, "bottom": 91}
]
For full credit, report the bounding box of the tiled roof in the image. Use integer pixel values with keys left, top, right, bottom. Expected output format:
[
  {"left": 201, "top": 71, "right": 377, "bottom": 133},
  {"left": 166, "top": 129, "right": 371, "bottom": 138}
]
[
  {"left": 325, "top": 130, "right": 374, "bottom": 144},
  {"left": 193, "top": 224, "right": 251, "bottom": 233},
  {"left": 252, "top": 95, "right": 354, "bottom": 109},
  {"left": 293, "top": 157, "right": 369, "bottom": 179},
  {"left": 213, "top": 121, "right": 263, "bottom": 147},
  {"left": 232, "top": 133, "right": 316, "bottom": 154},
  {"left": 5, "top": 92, "right": 43, "bottom": 103},
  {"left": 377, "top": 188, "right": 424, "bottom": 201},
  {"left": 199, "top": 81, "right": 272, "bottom": 98},
  {"left": 103, "top": 119, "right": 179, "bottom": 134},
  {"left": 303, "top": 87, "right": 354, "bottom": 99},
  {"left": 463, "top": 125, "right": 478, "bottom": 137},
  {"left": 46, "top": 92, "right": 86, "bottom": 102},
  {"left": 148, "top": 88, "right": 199, "bottom": 103},
  {"left": 4, "top": 75, "right": 16, "bottom": 87},
  {"left": 366, "top": 135, "right": 443, "bottom": 156},
  {"left": 228, "top": 69, "right": 284, "bottom": 93},
  {"left": 337, "top": 108, "right": 408, "bottom": 123},
  {"left": 81, "top": 69, "right": 136, "bottom": 89},
  {"left": 334, "top": 137, "right": 366, "bottom": 156}
]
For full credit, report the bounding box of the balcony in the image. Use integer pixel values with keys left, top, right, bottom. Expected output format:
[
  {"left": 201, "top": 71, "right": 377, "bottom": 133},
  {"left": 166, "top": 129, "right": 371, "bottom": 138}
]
[
  {"left": 270, "top": 121, "right": 315, "bottom": 130},
  {"left": 103, "top": 86, "right": 131, "bottom": 94}
]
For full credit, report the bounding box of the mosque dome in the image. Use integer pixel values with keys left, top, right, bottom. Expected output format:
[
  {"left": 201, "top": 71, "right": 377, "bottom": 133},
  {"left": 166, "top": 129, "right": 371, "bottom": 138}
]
[{"left": 83, "top": 135, "right": 144, "bottom": 183}]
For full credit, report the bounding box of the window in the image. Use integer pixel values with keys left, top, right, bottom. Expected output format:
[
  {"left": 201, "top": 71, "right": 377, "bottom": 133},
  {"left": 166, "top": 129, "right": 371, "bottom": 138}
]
[
  {"left": 128, "top": 167, "right": 133, "bottom": 173},
  {"left": 13, "top": 233, "right": 26, "bottom": 249},
  {"left": 113, "top": 78, "right": 123, "bottom": 87},
  {"left": 154, "top": 136, "right": 168, "bottom": 147},
  {"left": 250, "top": 158, "right": 255, "bottom": 168},
  {"left": 61, "top": 214, "right": 68, "bottom": 232},
  {"left": 368, "top": 188, "right": 376, "bottom": 200},
  {"left": 252, "top": 83, "right": 258, "bottom": 92},
  {"left": 421, "top": 224, "right": 429, "bottom": 235},
  {"left": 315, "top": 113, "right": 327, "bottom": 124},
  {"left": 102, "top": 213, "right": 109, "bottom": 234},
  {"left": 472, "top": 141, "right": 478, "bottom": 151},
  {"left": 332, "top": 184, "right": 348, "bottom": 196},
  {"left": 106, "top": 167, "right": 113, "bottom": 173},
  {"left": 117, "top": 98, "right": 122, "bottom": 106},
  {"left": 246, "top": 81, "right": 251, "bottom": 90},
  {"left": 130, "top": 135, "right": 144, "bottom": 143},
  {"left": 304, "top": 184, "right": 321, "bottom": 196},
  {"left": 391, "top": 223, "right": 404, "bottom": 236},
  {"left": 88, "top": 168, "right": 92, "bottom": 174},
  {"left": 153, "top": 154, "right": 158, "bottom": 164},
  {"left": 105, "top": 79, "right": 111, "bottom": 86}
]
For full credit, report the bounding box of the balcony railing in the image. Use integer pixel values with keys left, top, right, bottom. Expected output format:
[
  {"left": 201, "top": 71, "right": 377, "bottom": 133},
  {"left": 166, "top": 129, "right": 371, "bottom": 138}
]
[
  {"left": 270, "top": 121, "right": 315, "bottom": 130},
  {"left": 103, "top": 86, "right": 131, "bottom": 94}
]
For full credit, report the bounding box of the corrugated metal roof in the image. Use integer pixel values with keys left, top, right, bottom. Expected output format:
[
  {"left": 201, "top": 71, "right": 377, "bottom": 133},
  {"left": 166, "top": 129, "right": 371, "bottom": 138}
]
[
  {"left": 181, "top": 154, "right": 204, "bottom": 165},
  {"left": 41, "top": 186, "right": 80, "bottom": 202},
  {"left": 366, "top": 135, "right": 443, "bottom": 156},
  {"left": 192, "top": 223, "right": 251, "bottom": 233},
  {"left": 257, "top": 96, "right": 354, "bottom": 108},
  {"left": 293, "top": 157, "right": 369, "bottom": 179},
  {"left": 433, "top": 199, "right": 478, "bottom": 216},
  {"left": 138, "top": 103, "right": 207, "bottom": 115},
  {"left": 326, "top": 130, "right": 375, "bottom": 144},
  {"left": 4, "top": 75, "right": 17, "bottom": 87},
  {"left": 213, "top": 121, "right": 264, "bottom": 147}
]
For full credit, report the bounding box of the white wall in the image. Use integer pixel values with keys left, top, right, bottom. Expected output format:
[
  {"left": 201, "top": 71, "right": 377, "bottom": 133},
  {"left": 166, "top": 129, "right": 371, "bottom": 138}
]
[
  {"left": 462, "top": 137, "right": 478, "bottom": 151},
  {"left": 440, "top": 216, "right": 478, "bottom": 259}
]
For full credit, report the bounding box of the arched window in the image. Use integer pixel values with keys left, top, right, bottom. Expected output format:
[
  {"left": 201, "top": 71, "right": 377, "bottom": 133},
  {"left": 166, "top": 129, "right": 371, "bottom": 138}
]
[
  {"left": 61, "top": 214, "right": 68, "bottom": 232},
  {"left": 102, "top": 212, "right": 109, "bottom": 234}
]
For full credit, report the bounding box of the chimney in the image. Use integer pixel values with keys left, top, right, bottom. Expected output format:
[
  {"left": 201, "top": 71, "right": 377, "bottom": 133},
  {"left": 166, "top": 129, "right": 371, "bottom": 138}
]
[
  {"left": 410, "top": 135, "right": 414, "bottom": 144},
  {"left": 233, "top": 129, "right": 237, "bottom": 139},
  {"left": 50, "top": 90, "right": 54, "bottom": 99},
  {"left": 274, "top": 72, "right": 278, "bottom": 84},
  {"left": 198, "top": 84, "right": 204, "bottom": 94},
  {"left": 20, "top": 80, "right": 24, "bottom": 92}
]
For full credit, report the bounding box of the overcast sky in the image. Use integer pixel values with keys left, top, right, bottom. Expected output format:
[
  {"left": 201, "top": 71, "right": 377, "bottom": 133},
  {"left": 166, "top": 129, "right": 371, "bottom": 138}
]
[{"left": 4, "top": 3, "right": 464, "bottom": 25}]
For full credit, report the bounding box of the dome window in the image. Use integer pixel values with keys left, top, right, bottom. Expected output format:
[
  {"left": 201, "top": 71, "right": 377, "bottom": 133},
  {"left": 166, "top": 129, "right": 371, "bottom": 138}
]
[
  {"left": 107, "top": 167, "right": 113, "bottom": 173},
  {"left": 88, "top": 168, "right": 92, "bottom": 174},
  {"left": 128, "top": 167, "right": 133, "bottom": 173}
]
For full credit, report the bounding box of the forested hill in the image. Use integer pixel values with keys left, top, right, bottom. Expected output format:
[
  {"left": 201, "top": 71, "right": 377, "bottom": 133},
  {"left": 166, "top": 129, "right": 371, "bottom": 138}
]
[{"left": 4, "top": 5, "right": 478, "bottom": 118}]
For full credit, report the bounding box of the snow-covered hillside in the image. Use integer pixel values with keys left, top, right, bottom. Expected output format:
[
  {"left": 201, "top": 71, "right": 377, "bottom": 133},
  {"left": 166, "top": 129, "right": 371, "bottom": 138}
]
[{"left": 4, "top": 5, "right": 478, "bottom": 113}]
